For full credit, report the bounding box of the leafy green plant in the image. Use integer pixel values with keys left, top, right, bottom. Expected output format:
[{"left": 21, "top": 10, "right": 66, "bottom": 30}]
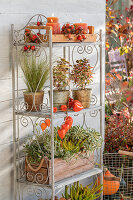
[
  {"left": 24, "top": 125, "right": 103, "bottom": 164},
  {"left": 53, "top": 58, "right": 71, "bottom": 90},
  {"left": 71, "top": 58, "right": 93, "bottom": 90},
  {"left": 62, "top": 181, "right": 103, "bottom": 200},
  {"left": 21, "top": 55, "right": 49, "bottom": 92}
]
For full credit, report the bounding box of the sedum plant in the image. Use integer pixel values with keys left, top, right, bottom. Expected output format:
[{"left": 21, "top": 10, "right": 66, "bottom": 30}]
[
  {"left": 21, "top": 55, "right": 49, "bottom": 92},
  {"left": 53, "top": 58, "right": 71, "bottom": 90},
  {"left": 62, "top": 181, "right": 103, "bottom": 200},
  {"left": 24, "top": 125, "right": 103, "bottom": 164},
  {"left": 71, "top": 58, "right": 93, "bottom": 90}
]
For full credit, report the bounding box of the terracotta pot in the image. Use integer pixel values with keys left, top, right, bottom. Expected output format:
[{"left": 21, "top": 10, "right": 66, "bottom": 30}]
[
  {"left": 72, "top": 89, "right": 92, "bottom": 108},
  {"left": 49, "top": 90, "right": 69, "bottom": 109},
  {"left": 24, "top": 91, "right": 44, "bottom": 112}
]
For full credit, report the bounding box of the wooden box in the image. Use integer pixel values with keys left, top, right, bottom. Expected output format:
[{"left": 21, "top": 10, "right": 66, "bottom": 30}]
[
  {"left": 25, "top": 26, "right": 96, "bottom": 43},
  {"left": 25, "top": 153, "right": 94, "bottom": 184}
]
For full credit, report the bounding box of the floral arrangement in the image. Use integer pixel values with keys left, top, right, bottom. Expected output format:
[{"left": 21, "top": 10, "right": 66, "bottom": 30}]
[
  {"left": 24, "top": 125, "right": 103, "bottom": 164},
  {"left": 61, "top": 23, "right": 87, "bottom": 41},
  {"left": 71, "top": 58, "right": 93, "bottom": 89},
  {"left": 53, "top": 58, "right": 71, "bottom": 90}
]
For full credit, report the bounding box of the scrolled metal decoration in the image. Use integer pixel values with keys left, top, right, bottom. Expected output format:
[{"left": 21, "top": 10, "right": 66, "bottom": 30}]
[
  {"left": 72, "top": 45, "right": 99, "bottom": 72},
  {"left": 89, "top": 110, "right": 98, "bottom": 117},
  {"left": 20, "top": 116, "right": 29, "bottom": 127},
  {"left": 84, "top": 45, "right": 93, "bottom": 54},
  {"left": 90, "top": 94, "right": 98, "bottom": 106}
]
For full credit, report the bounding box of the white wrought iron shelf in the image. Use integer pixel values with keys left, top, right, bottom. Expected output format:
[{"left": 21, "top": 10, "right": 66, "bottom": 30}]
[
  {"left": 18, "top": 168, "right": 102, "bottom": 190},
  {"left": 15, "top": 105, "right": 103, "bottom": 119},
  {"left": 13, "top": 41, "right": 102, "bottom": 47}
]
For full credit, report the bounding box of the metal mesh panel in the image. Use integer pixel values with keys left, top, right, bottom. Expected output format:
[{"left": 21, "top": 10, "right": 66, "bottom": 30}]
[{"left": 103, "top": 153, "right": 133, "bottom": 200}]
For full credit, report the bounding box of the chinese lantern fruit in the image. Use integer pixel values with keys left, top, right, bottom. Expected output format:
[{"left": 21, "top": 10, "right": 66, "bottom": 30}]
[
  {"left": 45, "top": 119, "right": 51, "bottom": 127},
  {"left": 53, "top": 107, "right": 57, "bottom": 113},
  {"left": 73, "top": 100, "right": 83, "bottom": 112},
  {"left": 41, "top": 123, "right": 47, "bottom": 131},
  {"left": 24, "top": 46, "right": 28, "bottom": 51},
  {"left": 65, "top": 120, "right": 72, "bottom": 129},
  {"left": 60, "top": 105, "right": 67, "bottom": 111},
  {"left": 58, "top": 129, "right": 66, "bottom": 140},
  {"left": 61, "top": 123, "right": 69, "bottom": 132},
  {"left": 65, "top": 116, "right": 73, "bottom": 123}
]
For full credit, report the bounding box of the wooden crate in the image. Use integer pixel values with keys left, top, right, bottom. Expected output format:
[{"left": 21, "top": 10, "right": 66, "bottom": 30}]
[
  {"left": 25, "top": 152, "right": 94, "bottom": 184},
  {"left": 25, "top": 26, "right": 96, "bottom": 43}
]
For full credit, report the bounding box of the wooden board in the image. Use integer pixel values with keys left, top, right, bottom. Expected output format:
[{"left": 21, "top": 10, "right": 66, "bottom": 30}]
[{"left": 25, "top": 152, "right": 94, "bottom": 184}]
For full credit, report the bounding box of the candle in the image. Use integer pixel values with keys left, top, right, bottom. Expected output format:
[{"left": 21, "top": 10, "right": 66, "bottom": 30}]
[
  {"left": 47, "top": 17, "right": 59, "bottom": 23},
  {"left": 46, "top": 15, "right": 60, "bottom": 34},
  {"left": 74, "top": 18, "right": 88, "bottom": 33}
]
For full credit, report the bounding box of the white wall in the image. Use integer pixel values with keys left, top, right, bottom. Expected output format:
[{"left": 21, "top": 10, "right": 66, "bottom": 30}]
[{"left": 0, "top": 0, "right": 105, "bottom": 199}]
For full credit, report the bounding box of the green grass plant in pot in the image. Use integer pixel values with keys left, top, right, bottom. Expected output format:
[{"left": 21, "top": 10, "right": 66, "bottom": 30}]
[
  {"left": 53, "top": 58, "right": 71, "bottom": 109},
  {"left": 71, "top": 58, "right": 93, "bottom": 108},
  {"left": 21, "top": 55, "right": 49, "bottom": 111}
]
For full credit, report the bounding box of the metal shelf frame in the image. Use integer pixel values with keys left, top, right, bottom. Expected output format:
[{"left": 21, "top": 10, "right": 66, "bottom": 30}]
[{"left": 11, "top": 15, "right": 104, "bottom": 200}]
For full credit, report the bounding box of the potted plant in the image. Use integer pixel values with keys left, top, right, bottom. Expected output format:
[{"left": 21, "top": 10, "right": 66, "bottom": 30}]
[
  {"left": 21, "top": 55, "right": 49, "bottom": 111},
  {"left": 71, "top": 58, "right": 93, "bottom": 108},
  {"left": 53, "top": 58, "right": 71, "bottom": 109},
  {"left": 24, "top": 125, "right": 103, "bottom": 184}
]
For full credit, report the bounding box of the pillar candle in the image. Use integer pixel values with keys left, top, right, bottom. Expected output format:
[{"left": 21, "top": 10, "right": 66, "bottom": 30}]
[
  {"left": 46, "top": 23, "right": 60, "bottom": 34},
  {"left": 47, "top": 17, "right": 59, "bottom": 23},
  {"left": 46, "top": 17, "right": 60, "bottom": 34},
  {"left": 74, "top": 23, "right": 88, "bottom": 32}
]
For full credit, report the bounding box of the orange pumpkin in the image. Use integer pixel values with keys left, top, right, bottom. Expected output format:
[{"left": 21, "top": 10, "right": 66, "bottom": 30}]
[{"left": 103, "top": 170, "right": 120, "bottom": 195}]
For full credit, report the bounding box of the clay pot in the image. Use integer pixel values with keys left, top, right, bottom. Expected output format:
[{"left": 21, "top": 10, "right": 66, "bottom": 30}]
[
  {"left": 24, "top": 91, "right": 44, "bottom": 111},
  {"left": 49, "top": 90, "right": 69, "bottom": 109},
  {"left": 72, "top": 89, "right": 92, "bottom": 109}
]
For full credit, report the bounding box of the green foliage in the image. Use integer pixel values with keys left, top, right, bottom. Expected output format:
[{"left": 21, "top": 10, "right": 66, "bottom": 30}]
[
  {"left": 62, "top": 181, "right": 103, "bottom": 200},
  {"left": 24, "top": 125, "right": 103, "bottom": 164},
  {"left": 21, "top": 55, "right": 49, "bottom": 92}
]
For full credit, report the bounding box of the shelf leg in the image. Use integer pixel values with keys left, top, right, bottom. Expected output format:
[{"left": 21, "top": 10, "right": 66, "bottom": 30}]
[
  {"left": 49, "top": 29, "right": 55, "bottom": 200},
  {"left": 11, "top": 24, "right": 17, "bottom": 200}
]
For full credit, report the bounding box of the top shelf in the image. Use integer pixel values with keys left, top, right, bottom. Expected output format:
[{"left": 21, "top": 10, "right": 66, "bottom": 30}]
[{"left": 13, "top": 41, "right": 102, "bottom": 47}]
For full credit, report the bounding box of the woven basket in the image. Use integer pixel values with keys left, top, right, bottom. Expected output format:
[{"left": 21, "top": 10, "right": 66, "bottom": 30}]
[{"left": 73, "top": 89, "right": 92, "bottom": 109}]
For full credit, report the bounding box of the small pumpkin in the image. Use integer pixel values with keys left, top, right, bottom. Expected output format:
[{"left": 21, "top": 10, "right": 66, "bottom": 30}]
[{"left": 103, "top": 170, "right": 120, "bottom": 195}]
